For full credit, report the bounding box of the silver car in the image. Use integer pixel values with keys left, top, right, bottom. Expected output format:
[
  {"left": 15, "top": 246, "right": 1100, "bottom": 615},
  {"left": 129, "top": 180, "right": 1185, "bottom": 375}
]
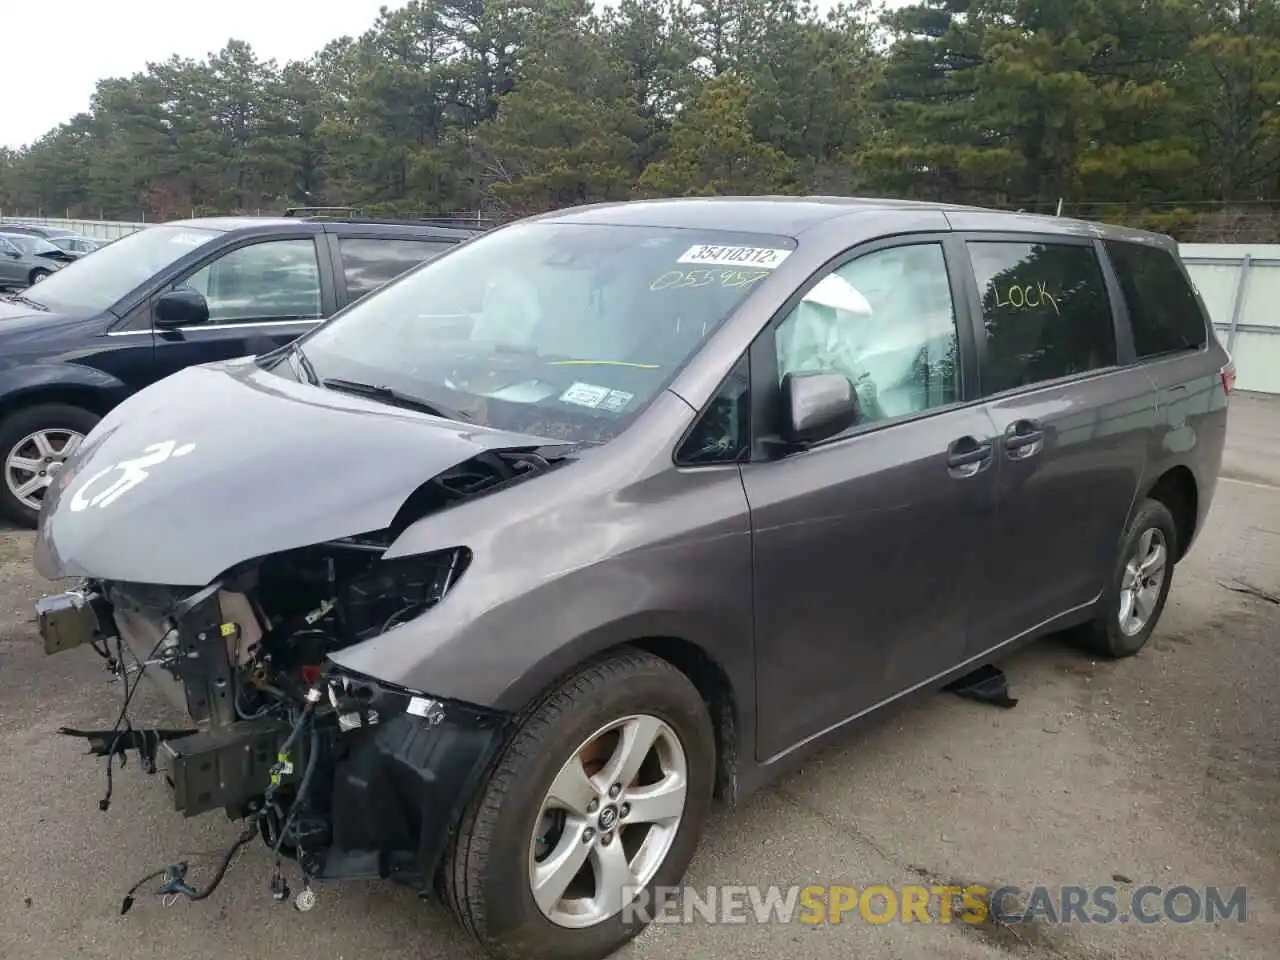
[
  {"left": 48, "top": 234, "right": 105, "bottom": 257},
  {"left": 0, "top": 232, "right": 68, "bottom": 288}
]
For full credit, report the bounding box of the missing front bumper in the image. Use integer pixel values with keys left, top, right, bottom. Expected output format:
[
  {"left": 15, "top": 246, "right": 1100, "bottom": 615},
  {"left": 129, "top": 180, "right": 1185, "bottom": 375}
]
[
  {"left": 160, "top": 716, "right": 303, "bottom": 817},
  {"left": 57, "top": 718, "right": 299, "bottom": 818},
  {"left": 39, "top": 587, "right": 508, "bottom": 892}
]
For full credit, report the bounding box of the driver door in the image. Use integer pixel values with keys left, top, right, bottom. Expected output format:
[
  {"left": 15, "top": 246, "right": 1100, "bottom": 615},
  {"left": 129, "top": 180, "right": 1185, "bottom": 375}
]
[
  {"left": 148, "top": 236, "right": 331, "bottom": 385},
  {"left": 743, "top": 236, "right": 1001, "bottom": 760}
]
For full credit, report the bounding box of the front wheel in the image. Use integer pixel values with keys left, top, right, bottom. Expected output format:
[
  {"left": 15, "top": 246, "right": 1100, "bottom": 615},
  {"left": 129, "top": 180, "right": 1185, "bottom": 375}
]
[
  {"left": 0, "top": 403, "right": 99, "bottom": 527},
  {"left": 28, "top": 268, "right": 52, "bottom": 285},
  {"left": 444, "top": 649, "right": 715, "bottom": 960}
]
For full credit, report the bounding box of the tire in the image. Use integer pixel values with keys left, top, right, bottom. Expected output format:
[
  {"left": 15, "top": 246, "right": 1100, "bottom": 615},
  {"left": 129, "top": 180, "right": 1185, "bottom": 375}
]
[
  {"left": 444, "top": 649, "right": 716, "bottom": 960},
  {"left": 0, "top": 403, "right": 100, "bottom": 527},
  {"left": 1073, "top": 498, "right": 1178, "bottom": 659},
  {"left": 28, "top": 268, "right": 52, "bottom": 285}
]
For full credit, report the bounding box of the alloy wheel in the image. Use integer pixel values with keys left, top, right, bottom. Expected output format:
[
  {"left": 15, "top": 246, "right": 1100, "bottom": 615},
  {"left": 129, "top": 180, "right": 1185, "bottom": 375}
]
[
  {"left": 4, "top": 428, "right": 83, "bottom": 513},
  {"left": 1118, "top": 527, "right": 1168, "bottom": 636},
  {"left": 528, "top": 714, "right": 688, "bottom": 929}
]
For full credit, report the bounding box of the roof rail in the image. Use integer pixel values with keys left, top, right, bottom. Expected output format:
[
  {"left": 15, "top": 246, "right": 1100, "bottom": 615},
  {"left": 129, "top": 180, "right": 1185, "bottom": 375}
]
[
  {"left": 300, "top": 214, "right": 501, "bottom": 230},
  {"left": 283, "top": 205, "right": 362, "bottom": 217}
]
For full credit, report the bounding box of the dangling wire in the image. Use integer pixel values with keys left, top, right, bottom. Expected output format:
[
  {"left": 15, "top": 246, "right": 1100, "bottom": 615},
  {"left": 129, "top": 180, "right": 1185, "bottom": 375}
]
[{"left": 100, "top": 632, "right": 165, "bottom": 811}]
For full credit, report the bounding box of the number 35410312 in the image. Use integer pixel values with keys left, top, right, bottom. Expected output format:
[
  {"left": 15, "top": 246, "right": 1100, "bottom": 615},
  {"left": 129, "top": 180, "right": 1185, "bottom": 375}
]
[{"left": 650, "top": 269, "right": 769, "bottom": 290}]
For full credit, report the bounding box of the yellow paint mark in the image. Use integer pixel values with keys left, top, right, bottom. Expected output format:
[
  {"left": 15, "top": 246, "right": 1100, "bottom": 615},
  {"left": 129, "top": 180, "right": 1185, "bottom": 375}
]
[{"left": 546, "top": 360, "right": 661, "bottom": 370}]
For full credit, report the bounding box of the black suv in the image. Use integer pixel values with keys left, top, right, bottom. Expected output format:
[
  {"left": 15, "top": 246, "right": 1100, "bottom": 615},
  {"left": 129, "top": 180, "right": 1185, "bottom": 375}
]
[{"left": 0, "top": 213, "right": 487, "bottom": 526}]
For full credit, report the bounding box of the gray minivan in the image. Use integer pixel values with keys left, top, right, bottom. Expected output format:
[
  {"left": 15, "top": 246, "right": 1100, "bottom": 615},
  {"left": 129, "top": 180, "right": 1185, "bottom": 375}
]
[{"left": 34, "top": 197, "right": 1231, "bottom": 960}]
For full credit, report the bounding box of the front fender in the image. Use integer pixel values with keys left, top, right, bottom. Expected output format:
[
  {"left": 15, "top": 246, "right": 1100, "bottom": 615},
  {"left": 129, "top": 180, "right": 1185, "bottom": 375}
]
[
  {"left": 327, "top": 395, "right": 756, "bottom": 716},
  {"left": 332, "top": 489, "right": 756, "bottom": 713},
  {"left": 0, "top": 362, "right": 126, "bottom": 412}
]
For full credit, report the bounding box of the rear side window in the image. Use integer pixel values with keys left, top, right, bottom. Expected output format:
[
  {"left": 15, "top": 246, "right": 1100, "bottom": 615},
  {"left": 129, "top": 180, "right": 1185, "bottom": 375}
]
[
  {"left": 1103, "top": 240, "right": 1207, "bottom": 358},
  {"left": 967, "top": 241, "right": 1117, "bottom": 395},
  {"left": 339, "top": 237, "right": 454, "bottom": 301}
]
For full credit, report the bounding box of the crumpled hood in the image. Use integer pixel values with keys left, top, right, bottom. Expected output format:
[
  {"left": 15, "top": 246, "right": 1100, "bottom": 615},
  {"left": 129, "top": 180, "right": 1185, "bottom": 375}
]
[{"left": 34, "top": 358, "right": 564, "bottom": 586}]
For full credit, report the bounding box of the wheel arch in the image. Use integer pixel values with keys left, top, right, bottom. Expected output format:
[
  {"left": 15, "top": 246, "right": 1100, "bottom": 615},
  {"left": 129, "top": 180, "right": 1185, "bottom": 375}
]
[
  {"left": 630, "top": 636, "right": 741, "bottom": 805},
  {"left": 1141, "top": 464, "right": 1198, "bottom": 562},
  {"left": 504, "top": 633, "right": 746, "bottom": 807},
  {"left": 0, "top": 379, "right": 121, "bottom": 425}
]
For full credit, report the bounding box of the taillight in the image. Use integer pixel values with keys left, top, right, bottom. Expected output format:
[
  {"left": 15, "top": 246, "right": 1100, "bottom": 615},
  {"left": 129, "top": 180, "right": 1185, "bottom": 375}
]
[{"left": 1221, "top": 363, "right": 1236, "bottom": 395}]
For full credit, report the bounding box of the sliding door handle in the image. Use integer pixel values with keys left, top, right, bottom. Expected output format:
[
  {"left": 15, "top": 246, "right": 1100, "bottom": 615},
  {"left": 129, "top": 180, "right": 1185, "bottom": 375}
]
[
  {"left": 946, "top": 437, "right": 993, "bottom": 478},
  {"left": 1004, "top": 419, "right": 1044, "bottom": 459}
]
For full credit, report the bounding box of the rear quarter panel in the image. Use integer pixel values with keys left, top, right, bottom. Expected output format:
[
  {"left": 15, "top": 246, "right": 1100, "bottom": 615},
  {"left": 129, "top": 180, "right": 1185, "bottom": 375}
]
[{"left": 1137, "top": 343, "right": 1231, "bottom": 551}]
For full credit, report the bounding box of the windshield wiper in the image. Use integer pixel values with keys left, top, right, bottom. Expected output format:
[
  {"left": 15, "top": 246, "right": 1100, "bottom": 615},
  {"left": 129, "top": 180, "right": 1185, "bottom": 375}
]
[
  {"left": 320, "top": 378, "right": 471, "bottom": 422},
  {"left": 288, "top": 342, "right": 319, "bottom": 385},
  {"left": 2, "top": 292, "right": 47, "bottom": 311}
]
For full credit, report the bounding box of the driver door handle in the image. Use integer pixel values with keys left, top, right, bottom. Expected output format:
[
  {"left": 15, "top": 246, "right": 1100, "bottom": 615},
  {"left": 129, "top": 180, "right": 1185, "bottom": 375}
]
[{"left": 1004, "top": 419, "right": 1044, "bottom": 459}]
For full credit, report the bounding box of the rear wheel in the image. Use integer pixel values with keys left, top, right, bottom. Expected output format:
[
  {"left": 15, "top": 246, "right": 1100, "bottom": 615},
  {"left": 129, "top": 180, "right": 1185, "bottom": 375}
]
[
  {"left": 0, "top": 404, "right": 99, "bottom": 527},
  {"left": 1073, "top": 498, "right": 1177, "bottom": 658},
  {"left": 28, "top": 268, "right": 52, "bottom": 285},
  {"left": 444, "top": 649, "right": 715, "bottom": 960}
]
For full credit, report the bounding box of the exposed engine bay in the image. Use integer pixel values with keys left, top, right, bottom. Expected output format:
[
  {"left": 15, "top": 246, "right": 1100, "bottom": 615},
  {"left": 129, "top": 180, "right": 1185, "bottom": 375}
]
[{"left": 36, "top": 448, "right": 568, "bottom": 913}]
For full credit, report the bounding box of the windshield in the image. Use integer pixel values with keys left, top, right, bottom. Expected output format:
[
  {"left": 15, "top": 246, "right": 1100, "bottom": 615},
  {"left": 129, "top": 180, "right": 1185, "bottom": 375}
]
[
  {"left": 5, "top": 235, "right": 58, "bottom": 255},
  {"left": 49, "top": 236, "right": 89, "bottom": 250},
  {"left": 296, "top": 221, "right": 796, "bottom": 443},
  {"left": 21, "top": 224, "right": 221, "bottom": 313}
]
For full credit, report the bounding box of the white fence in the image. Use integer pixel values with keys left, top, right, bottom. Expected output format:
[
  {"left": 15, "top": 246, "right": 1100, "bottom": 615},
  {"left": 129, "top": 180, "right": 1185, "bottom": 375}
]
[
  {"left": 0, "top": 215, "right": 148, "bottom": 241},
  {"left": 2, "top": 217, "right": 1276, "bottom": 394},
  {"left": 1181, "top": 244, "right": 1279, "bottom": 396}
]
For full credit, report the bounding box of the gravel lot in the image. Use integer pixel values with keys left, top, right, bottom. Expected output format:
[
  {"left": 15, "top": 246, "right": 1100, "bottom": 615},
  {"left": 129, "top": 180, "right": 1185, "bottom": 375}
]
[{"left": 1, "top": 394, "right": 1276, "bottom": 960}]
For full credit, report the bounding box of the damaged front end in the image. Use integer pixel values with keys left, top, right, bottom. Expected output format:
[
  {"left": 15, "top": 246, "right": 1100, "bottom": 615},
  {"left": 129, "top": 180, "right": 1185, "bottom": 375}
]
[
  {"left": 41, "top": 539, "right": 507, "bottom": 908},
  {"left": 34, "top": 446, "right": 587, "bottom": 910}
]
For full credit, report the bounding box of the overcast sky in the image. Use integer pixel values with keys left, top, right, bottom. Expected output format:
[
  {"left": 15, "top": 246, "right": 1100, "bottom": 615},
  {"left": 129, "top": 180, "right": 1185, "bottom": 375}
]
[
  {"left": 2, "top": 0, "right": 871, "bottom": 151},
  {"left": 2, "top": 0, "right": 409, "bottom": 149}
]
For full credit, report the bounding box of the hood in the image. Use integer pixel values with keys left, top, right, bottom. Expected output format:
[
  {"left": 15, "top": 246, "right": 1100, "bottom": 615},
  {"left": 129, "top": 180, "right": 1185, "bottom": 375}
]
[
  {"left": 0, "top": 302, "right": 100, "bottom": 349},
  {"left": 34, "top": 358, "right": 566, "bottom": 586},
  {"left": 0, "top": 297, "right": 52, "bottom": 324}
]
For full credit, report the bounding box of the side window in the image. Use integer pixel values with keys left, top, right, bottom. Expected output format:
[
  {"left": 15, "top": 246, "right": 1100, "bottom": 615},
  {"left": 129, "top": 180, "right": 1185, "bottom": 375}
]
[
  {"left": 339, "top": 238, "right": 454, "bottom": 301},
  {"left": 677, "top": 355, "right": 750, "bottom": 464},
  {"left": 178, "top": 239, "right": 321, "bottom": 323},
  {"left": 0, "top": 238, "right": 18, "bottom": 255},
  {"left": 967, "top": 240, "right": 1116, "bottom": 395},
  {"left": 773, "top": 243, "right": 960, "bottom": 424},
  {"left": 1103, "top": 240, "right": 1208, "bottom": 358}
]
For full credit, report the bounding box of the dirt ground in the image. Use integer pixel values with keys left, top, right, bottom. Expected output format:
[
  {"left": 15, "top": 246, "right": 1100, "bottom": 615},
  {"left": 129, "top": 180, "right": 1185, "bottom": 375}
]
[{"left": 0, "top": 394, "right": 1276, "bottom": 960}]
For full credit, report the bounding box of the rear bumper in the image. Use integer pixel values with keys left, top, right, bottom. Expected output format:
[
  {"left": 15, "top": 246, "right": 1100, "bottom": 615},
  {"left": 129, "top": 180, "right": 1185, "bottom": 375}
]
[{"left": 36, "top": 582, "right": 509, "bottom": 890}]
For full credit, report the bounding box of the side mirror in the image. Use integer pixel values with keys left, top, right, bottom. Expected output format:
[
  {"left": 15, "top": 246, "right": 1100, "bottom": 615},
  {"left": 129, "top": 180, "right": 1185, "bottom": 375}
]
[
  {"left": 781, "top": 371, "right": 860, "bottom": 446},
  {"left": 154, "top": 289, "right": 210, "bottom": 329}
]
